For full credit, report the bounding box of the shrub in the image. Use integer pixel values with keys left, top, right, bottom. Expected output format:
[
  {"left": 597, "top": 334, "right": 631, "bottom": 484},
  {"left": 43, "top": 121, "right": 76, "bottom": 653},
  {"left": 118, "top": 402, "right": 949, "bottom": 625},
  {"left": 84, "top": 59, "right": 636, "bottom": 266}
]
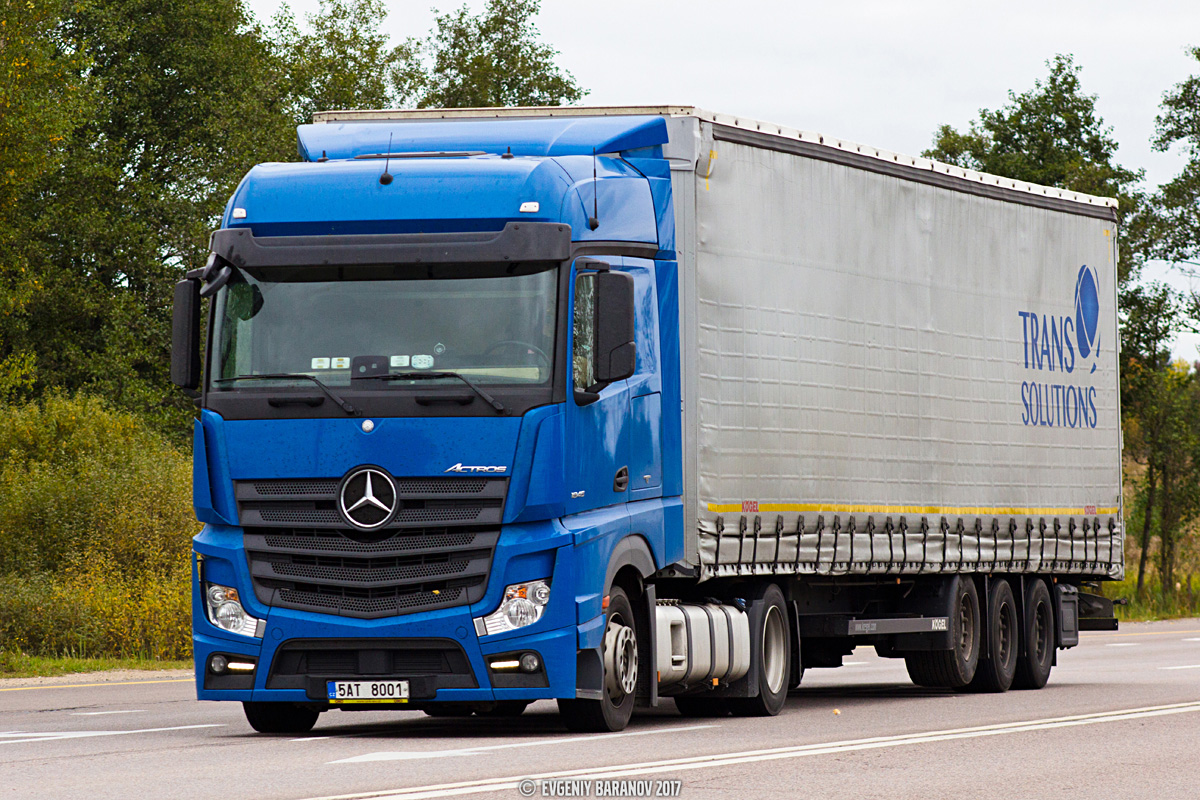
[
  {"left": 0, "top": 395, "right": 196, "bottom": 659},
  {"left": 0, "top": 394, "right": 196, "bottom": 576}
]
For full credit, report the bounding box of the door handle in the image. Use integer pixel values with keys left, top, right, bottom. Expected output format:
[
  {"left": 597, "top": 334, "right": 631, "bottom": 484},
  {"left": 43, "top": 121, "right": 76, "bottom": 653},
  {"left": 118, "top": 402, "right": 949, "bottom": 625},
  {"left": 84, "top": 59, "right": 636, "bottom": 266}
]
[{"left": 613, "top": 466, "right": 629, "bottom": 492}]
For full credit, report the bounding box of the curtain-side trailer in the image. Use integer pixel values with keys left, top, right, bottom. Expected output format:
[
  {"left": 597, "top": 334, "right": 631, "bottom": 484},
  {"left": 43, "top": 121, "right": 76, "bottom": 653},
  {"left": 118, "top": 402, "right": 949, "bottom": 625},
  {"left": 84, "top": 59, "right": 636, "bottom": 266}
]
[{"left": 173, "top": 107, "right": 1121, "bottom": 734}]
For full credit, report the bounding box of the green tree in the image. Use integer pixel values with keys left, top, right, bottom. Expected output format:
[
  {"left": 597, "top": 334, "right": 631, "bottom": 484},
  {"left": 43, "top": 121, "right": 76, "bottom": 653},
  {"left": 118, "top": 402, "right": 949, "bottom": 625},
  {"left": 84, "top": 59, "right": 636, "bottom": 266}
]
[
  {"left": 8, "top": 0, "right": 295, "bottom": 433},
  {"left": 1148, "top": 45, "right": 1200, "bottom": 267},
  {"left": 393, "top": 0, "right": 584, "bottom": 108},
  {"left": 1119, "top": 282, "right": 1186, "bottom": 595},
  {"left": 924, "top": 54, "right": 1146, "bottom": 282},
  {"left": 0, "top": 0, "right": 91, "bottom": 400},
  {"left": 272, "top": 0, "right": 398, "bottom": 125}
]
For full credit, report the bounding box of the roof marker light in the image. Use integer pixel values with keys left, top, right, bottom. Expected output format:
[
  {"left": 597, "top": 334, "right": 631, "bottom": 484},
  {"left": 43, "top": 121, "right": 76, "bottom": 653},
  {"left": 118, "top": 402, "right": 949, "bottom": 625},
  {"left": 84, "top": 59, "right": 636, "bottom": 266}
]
[
  {"left": 519, "top": 202, "right": 539, "bottom": 213},
  {"left": 232, "top": 208, "right": 247, "bottom": 219}
]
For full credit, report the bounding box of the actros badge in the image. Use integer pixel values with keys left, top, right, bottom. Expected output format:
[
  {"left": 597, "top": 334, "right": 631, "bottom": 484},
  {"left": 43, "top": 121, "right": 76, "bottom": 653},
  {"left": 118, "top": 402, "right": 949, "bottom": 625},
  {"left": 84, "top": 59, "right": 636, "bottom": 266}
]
[
  {"left": 339, "top": 466, "right": 397, "bottom": 529},
  {"left": 444, "top": 463, "right": 507, "bottom": 474}
]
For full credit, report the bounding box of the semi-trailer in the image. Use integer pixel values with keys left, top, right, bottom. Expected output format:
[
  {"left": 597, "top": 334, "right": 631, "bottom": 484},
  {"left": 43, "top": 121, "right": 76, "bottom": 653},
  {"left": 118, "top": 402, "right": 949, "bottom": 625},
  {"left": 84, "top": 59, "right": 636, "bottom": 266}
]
[{"left": 173, "top": 106, "right": 1121, "bottom": 733}]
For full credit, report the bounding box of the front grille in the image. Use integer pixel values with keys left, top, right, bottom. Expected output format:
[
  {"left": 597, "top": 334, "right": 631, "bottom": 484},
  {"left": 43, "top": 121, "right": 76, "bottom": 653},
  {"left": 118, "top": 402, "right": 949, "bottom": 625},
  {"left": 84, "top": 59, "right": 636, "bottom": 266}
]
[
  {"left": 239, "top": 474, "right": 505, "bottom": 619},
  {"left": 235, "top": 475, "right": 506, "bottom": 530},
  {"left": 246, "top": 526, "right": 497, "bottom": 619},
  {"left": 266, "top": 638, "right": 477, "bottom": 692}
]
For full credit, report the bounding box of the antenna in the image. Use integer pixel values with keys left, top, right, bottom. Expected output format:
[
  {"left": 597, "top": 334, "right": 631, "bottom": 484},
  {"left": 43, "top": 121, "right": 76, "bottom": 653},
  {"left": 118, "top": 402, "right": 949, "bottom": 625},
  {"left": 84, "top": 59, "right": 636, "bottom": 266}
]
[
  {"left": 379, "top": 133, "right": 394, "bottom": 185},
  {"left": 587, "top": 148, "right": 600, "bottom": 230}
]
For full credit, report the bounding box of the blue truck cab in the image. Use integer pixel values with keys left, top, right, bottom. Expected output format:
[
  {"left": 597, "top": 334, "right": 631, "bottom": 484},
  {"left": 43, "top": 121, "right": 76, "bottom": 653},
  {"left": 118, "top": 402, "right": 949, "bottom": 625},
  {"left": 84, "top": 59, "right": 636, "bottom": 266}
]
[{"left": 173, "top": 112, "right": 685, "bottom": 733}]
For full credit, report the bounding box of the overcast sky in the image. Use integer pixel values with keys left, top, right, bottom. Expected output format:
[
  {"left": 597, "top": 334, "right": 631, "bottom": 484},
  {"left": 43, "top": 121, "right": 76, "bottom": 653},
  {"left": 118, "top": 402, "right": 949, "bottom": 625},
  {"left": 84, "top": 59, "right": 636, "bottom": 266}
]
[{"left": 251, "top": 0, "right": 1200, "bottom": 357}]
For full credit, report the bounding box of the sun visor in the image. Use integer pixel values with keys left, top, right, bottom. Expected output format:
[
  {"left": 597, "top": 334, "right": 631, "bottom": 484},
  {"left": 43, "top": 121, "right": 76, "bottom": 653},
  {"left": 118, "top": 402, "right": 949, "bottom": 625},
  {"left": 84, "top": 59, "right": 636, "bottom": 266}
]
[{"left": 297, "top": 115, "right": 669, "bottom": 161}]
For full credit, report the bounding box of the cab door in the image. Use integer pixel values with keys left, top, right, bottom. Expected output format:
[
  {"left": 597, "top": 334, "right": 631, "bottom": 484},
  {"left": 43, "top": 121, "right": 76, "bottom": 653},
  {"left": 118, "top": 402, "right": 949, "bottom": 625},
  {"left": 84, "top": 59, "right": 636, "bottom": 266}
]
[{"left": 564, "top": 256, "right": 632, "bottom": 516}]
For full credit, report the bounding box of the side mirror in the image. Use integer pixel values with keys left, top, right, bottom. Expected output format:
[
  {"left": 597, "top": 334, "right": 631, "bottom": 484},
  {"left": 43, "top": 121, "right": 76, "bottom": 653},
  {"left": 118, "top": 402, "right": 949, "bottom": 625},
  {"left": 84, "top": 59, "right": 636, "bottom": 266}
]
[
  {"left": 171, "top": 278, "right": 202, "bottom": 390},
  {"left": 593, "top": 271, "right": 636, "bottom": 384},
  {"left": 573, "top": 266, "right": 636, "bottom": 404}
]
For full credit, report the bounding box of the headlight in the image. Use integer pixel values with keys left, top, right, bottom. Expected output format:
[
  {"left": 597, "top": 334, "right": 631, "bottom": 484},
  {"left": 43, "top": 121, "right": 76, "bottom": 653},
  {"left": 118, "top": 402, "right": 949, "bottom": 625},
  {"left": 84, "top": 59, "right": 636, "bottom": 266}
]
[
  {"left": 475, "top": 579, "right": 551, "bottom": 636},
  {"left": 204, "top": 583, "right": 262, "bottom": 638}
]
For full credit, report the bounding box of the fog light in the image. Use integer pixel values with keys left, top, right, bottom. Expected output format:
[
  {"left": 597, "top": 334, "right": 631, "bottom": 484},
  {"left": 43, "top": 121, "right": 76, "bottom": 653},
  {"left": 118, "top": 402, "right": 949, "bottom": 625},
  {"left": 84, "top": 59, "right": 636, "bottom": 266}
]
[
  {"left": 519, "top": 652, "right": 541, "bottom": 673},
  {"left": 209, "top": 654, "right": 229, "bottom": 674}
]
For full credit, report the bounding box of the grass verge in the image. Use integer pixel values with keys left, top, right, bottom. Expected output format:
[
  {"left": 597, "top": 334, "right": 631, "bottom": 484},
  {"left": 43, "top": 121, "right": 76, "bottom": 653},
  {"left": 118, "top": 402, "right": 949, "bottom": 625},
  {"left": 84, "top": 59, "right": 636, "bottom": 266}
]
[
  {"left": 1105, "top": 576, "right": 1200, "bottom": 621},
  {"left": 0, "top": 651, "right": 190, "bottom": 679}
]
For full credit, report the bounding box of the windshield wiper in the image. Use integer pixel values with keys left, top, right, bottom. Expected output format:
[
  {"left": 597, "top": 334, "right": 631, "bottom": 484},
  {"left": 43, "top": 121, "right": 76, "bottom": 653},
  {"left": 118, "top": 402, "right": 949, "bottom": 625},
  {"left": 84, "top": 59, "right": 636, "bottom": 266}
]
[
  {"left": 212, "top": 373, "right": 357, "bottom": 415},
  {"left": 363, "top": 371, "right": 506, "bottom": 414}
]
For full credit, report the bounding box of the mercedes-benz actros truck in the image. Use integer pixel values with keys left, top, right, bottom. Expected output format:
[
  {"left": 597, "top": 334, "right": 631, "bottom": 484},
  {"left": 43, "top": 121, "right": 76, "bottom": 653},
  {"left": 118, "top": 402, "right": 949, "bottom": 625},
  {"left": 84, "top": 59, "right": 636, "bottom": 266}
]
[{"left": 172, "top": 106, "right": 1121, "bottom": 734}]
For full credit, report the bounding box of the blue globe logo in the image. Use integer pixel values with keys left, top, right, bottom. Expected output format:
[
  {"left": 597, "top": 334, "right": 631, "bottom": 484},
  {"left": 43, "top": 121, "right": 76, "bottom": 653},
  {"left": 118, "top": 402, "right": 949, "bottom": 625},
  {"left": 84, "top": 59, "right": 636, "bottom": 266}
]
[{"left": 1074, "top": 264, "right": 1100, "bottom": 371}]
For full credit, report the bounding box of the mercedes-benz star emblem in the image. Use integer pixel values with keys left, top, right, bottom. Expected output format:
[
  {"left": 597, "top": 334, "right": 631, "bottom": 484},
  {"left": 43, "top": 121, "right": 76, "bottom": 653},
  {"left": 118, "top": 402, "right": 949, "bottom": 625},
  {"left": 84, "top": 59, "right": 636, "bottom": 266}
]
[{"left": 338, "top": 467, "right": 397, "bottom": 530}]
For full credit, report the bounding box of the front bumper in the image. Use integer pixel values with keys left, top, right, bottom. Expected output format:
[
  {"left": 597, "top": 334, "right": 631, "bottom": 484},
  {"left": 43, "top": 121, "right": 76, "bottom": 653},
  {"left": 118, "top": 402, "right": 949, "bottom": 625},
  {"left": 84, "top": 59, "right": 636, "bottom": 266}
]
[{"left": 192, "top": 518, "right": 581, "bottom": 704}]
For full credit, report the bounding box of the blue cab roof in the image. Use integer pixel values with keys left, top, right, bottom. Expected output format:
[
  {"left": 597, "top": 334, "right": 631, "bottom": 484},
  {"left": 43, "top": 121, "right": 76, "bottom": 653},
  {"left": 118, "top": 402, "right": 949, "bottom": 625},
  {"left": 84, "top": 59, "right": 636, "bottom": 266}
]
[{"left": 221, "top": 115, "right": 675, "bottom": 252}]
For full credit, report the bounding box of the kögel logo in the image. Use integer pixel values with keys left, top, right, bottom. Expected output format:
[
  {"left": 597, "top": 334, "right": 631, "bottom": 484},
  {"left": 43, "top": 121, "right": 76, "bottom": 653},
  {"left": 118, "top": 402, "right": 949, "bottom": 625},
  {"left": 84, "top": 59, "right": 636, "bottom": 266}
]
[
  {"left": 339, "top": 466, "right": 397, "bottom": 529},
  {"left": 1074, "top": 263, "right": 1101, "bottom": 373},
  {"left": 444, "top": 463, "right": 507, "bottom": 474}
]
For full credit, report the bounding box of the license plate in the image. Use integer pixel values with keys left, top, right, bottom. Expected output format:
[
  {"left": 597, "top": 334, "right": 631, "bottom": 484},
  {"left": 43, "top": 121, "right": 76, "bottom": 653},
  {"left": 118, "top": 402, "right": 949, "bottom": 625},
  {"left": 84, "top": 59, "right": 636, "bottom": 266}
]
[{"left": 326, "top": 680, "right": 409, "bottom": 703}]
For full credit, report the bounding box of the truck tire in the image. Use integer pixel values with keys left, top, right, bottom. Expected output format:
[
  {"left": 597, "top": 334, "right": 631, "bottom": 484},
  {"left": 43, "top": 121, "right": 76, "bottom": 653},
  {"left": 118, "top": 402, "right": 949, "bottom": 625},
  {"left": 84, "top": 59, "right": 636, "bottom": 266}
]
[
  {"left": 242, "top": 702, "right": 319, "bottom": 734},
  {"left": 558, "top": 585, "right": 640, "bottom": 732},
  {"left": 1013, "top": 578, "right": 1055, "bottom": 690},
  {"left": 964, "top": 578, "right": 1018, "bottom": 692},
  {"left": 673, "top": 697, "right": 730, "bottom": 717},
  {"left": 904, "top": 576, "right": 981, "bottom": 689},
  {"left": 728, "top": 583, "right": 790, "bottom": 717}
]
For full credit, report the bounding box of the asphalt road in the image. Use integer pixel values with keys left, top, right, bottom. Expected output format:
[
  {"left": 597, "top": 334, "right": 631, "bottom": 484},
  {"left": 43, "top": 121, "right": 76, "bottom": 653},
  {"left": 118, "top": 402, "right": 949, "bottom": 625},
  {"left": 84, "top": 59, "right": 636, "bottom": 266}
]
[{"left": 2, "top": 618, "right": 1199, "bottom": 800}]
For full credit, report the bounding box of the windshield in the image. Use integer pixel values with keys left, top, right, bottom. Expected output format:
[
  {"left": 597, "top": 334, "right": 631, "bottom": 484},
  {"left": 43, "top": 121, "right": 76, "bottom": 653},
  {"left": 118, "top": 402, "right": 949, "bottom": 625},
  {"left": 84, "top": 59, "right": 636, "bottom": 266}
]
[{"left": 210, "top": 263, "right": 558, "bottom": 389}]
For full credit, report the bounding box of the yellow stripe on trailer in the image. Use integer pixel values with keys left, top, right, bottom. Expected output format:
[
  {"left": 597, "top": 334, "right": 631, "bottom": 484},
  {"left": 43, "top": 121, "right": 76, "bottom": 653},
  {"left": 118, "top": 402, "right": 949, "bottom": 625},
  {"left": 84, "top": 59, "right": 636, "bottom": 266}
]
[{"left": 707, "top": 502, "right": 1120, "bottom": 516}]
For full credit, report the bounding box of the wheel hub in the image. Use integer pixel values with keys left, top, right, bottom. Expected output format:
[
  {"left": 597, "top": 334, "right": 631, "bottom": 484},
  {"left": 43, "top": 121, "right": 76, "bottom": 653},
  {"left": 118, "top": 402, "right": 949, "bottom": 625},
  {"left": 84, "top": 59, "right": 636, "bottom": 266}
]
[{"left": 604, "top": 618, "right": 638, "bottom": 699}]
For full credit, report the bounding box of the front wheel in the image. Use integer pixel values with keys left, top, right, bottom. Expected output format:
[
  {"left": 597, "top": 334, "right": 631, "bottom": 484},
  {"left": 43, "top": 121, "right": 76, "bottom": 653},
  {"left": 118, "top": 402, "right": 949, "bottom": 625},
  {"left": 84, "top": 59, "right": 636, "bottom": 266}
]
[
  {"left": 558, "top": 585, "right": 640, "bottom": 732},
  {"left": 243, "top": 702, "right": 320, "bottom": 734}
]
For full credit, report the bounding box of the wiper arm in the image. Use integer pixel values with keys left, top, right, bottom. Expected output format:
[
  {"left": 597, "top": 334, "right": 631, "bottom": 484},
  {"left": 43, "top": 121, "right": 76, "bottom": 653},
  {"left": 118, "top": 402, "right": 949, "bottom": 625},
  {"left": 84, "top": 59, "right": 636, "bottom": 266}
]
[
  {"left": 365, "top": 371, "right": 506, "bottom": 414},
  {"left": 212, "top": 373, "right": 357, "bottom": 416}
]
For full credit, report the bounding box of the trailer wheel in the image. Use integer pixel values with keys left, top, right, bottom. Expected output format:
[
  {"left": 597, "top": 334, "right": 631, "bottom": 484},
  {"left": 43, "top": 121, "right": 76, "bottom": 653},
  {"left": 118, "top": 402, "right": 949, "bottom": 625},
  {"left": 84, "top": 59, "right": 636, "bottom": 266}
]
[
  {"left": 904, "top": 576, "right": 981, "bottom": 689},
  {"left": 729, "top": 583, "right": 790, "bottom": 717},
  {"left": 1013, "top": 578, "right": 1055, "bottom": 690},
  {"left": 674, "top": 697, "right": 730, "bottom": 717},
  {"left": 964, "top": 578, "right": 1018, "bottom": 692},
  {"left": 558, "top": 585, "right": 639, "bottom": 732},
  {"left": 242, "top": 702, "right": 319, "bottom": 734}
]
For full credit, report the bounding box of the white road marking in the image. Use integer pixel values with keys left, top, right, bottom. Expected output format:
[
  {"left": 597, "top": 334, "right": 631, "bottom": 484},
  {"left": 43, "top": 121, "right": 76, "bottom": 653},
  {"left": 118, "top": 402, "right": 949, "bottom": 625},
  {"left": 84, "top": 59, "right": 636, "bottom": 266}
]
[
  {"left": 293, "top": 736, "right": 332, "bottom": 742},
  {"left": 70, "top": 710, "right": 146, "bottom": 716},
  {"left": 301, "top": 701, "right": 1200, "bottom": 800},
  {"left": 1159, "top": 664, "right": 1200, "bottom": 670},
  {"left": 330, "top": 724, "right": 716, "bottom": 764},
  {"left": 0, "top": 724, "right": 222, "bottom": 745},
  {"left": 1183, "top": 637, "right": 1200, "bottom": 642},
  {"left": 1105, "top": 642, "right": 1138, "bottom": 647}
]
